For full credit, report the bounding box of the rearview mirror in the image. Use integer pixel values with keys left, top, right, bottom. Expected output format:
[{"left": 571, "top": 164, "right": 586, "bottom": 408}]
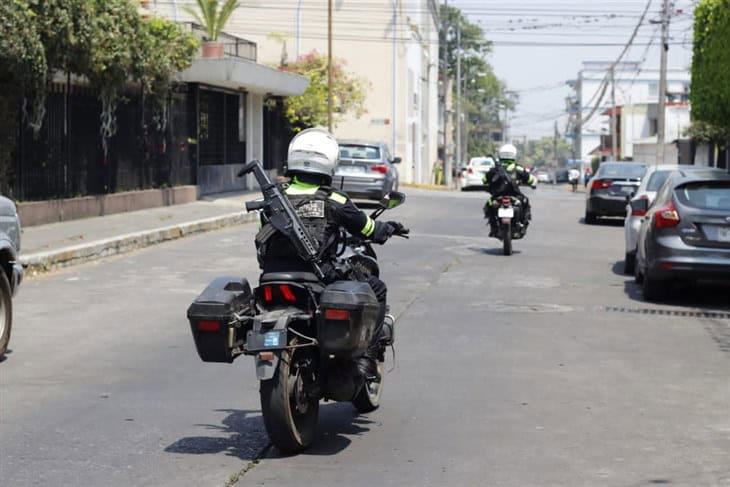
[
  {"left": 380, "top": 191, "right": 406, "bottom": 209},
  {"left": 630, "top": 197, "right": 649, "bottom": 215},
  {"left": 391, "top": 157, "right": 402, "bottom": 164}
]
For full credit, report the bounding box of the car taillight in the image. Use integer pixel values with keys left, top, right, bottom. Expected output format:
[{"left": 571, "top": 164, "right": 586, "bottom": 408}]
[
  {"left": 370, "top": 164, "right": 389, "bottom": 174},
  {"left": 467, "top": 167, "right": 474, "bottom": 174},
  {"left": 591, "top": 179, "right": 613, "bottom": 190},
  {"left": 197, "top": 320, "right": 221, "bottom": 332},
  {"left": 279, "top": 284, "right": 297, "bottom": 303},
  {"left": 631, "top": 195, "right": 649, "bottom": 216},
  {"left": 324, "top": 309, "right": 350, "bottom": 321},
  {"left": 654, "top": 201, "right": 680, "bottom": 229}
]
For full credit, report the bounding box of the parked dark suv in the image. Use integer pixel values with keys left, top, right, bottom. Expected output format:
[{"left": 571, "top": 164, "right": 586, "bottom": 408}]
[
  {"left": 0, "top": 195, "right": 23, "bottom": 359},
  {"left": 585, "top": 162, "right": 647, "bottom": 223},
  {"left": 635, "top": 169, "right": 730, "bottom": 301}
]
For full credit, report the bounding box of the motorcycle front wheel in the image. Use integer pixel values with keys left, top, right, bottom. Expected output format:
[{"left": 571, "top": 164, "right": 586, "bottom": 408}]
[
  {"left": 502, "top": 221, "right": 513, "bottom": 256},
  {"left": 260, "top": 338, "right": 319, "bottom": 454}
]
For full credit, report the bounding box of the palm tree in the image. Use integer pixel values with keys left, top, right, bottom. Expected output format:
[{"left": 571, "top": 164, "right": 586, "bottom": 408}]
[{"left": 184, "top": 0, "right": 241, "bottom": 41}]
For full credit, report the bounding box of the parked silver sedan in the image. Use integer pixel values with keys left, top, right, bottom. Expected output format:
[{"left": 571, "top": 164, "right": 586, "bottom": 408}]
[
  {"left": 0, "top": 195, "right": 23, "bottom": 358},
  {"left": 635, "top": 169, "right": 730, "bottom": 301},
  {"left": 623, "top": 164, "right": 680, "bottom": 274},
  {"left": 333, "top": 140, "right": 401, "bottom": 201}
]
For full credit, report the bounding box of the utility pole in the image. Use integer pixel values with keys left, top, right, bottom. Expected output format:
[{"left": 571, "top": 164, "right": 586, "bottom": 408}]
[
  {"left": 442, "top": 0, "right": 451, "bottom": 186},
  {"left": 656, "top": 0, "right": 670, "bottom": 166},
  {"left": 553, "top": 121, "right": 559, "bottom": 168},
  {"left": 327, "top": 0, "right": 333, "bottom": 132},
  {"left": 455, "top": 22, "right": 462, "bottom": 168},
  {"left": 610, "top": 66, "right": 618, "bottom": 161},
  {"left": 391, "top": 0, "right": 397, "bottom": 163}
]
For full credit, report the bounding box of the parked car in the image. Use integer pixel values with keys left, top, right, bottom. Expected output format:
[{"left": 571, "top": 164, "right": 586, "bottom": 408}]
[
  {"left": 535, "top": 170, "right": 551, "bottom": 184},
  {"left": 585, "top": 162, "right": 647, "bottom": 224},
  {"left": 0, "top": 195, "right": 23, "bottom": 359},
  {"left": 623, "top": 164, "right": 681, "bottom": 274},
  {"left": 460, "top": 156, "right": 495, "bottom": 190},
  {"left": 635, "top": 169, "right": 730, "bottom": 301},
  {"left": 333, "top": 140, "right": 400, "bottom": 201},
  {"left": 552, "top": 169, "right": 569, "bottom": 184}
]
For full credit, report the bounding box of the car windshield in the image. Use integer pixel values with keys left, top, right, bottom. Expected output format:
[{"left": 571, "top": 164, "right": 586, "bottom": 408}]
[
  {"left": 598, "top": 164, "right": 646, "bottom": 179},
  {"left": 646, "top": 170, "right": 672, "bottom": 191},
  {"left": 340, "top": 145, "right": 380, "bottom": 160},
  {"left": 675, "top": 182, "right": 730, "bottom": 211},
  {"left": 470, "top": 158, "right": 494, "bottom": 170}
]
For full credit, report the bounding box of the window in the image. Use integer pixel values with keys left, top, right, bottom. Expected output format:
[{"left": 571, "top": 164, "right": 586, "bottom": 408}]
[
  {"left": 675, "top": 182, "right": 730, "bottom": 210},
  {"left": 648, "top": 82, "right": 659, "bottom": 98},
  {"left": 597, "top": 163, "right": 647, "bottom": 179},
  {"left": 649, "top": 118, "right": 658, "bottom": 137},
  {"left": 646, "top": 170, "right": 672, "bottom": 191},
  {"left": 340, "top": 145, "right": 381, "bottom": 160}
]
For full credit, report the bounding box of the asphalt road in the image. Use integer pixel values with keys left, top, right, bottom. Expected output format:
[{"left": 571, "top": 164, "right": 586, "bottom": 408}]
[{"left": 2, "top": 187, "right": 729, "bottom": 486}]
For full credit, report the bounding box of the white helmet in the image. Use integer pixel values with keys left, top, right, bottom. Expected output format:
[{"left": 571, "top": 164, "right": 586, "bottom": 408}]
[
  {"left": 286, "top": 128, "right": 339, "bottom": 183},
  {"left": 498, "top": 144, "right": 518, "bottom": 161}
]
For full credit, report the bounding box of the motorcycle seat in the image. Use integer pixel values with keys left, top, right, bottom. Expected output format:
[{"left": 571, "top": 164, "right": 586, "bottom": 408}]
[{"left": 260, "top": 272, "right": 321, "bottom": 283}]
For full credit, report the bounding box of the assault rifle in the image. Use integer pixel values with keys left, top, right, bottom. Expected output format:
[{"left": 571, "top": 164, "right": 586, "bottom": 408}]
[{"left": 238, "top": 160, "right": 325, "bottom": 279}]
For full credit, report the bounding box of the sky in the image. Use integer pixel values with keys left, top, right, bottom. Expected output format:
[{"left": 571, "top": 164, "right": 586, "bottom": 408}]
[{"left": 453, "top": 0, "right": 697, "bottom": 140}]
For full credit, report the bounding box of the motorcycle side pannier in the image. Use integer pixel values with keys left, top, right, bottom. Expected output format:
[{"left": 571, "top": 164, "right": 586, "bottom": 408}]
[
  {"left": 187, "top": 277, "right": 255, "bottom": 363},
  {"left": 318, "top": 281, "right": 379, "bottom": 358}
]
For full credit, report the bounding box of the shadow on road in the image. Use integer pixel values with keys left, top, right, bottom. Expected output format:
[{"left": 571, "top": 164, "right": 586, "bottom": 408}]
[
  {"left": 581, "top": 217, "right": 625, "bottom": 227},
  {"left": 164, "top": 409, "right": 268, "bottom": 461},
  {"left": 618, "top": 271, "right": 730, "bottom": 310},
  {"left": 467, "top": 246, "right": 522, "bottom": 256},
  {"left": 165, "top": 403, "right": 376, "bottom": 460}
]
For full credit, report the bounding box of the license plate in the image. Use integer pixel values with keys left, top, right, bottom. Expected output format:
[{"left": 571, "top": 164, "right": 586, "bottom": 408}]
[
  {"left": 337, "top": 165, "right": 365, "bottom": 175},
  {"left": 498, "top": 208, "right": 514, "bottom": 218},
  {"left": 246, "top": 329, "right": 287, "bottom": 352},
  {"left": 718, "top": 227, "right": 730, "bottom": 242}
]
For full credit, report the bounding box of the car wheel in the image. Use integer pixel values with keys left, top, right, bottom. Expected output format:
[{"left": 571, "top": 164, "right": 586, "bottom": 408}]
[
  {"left": 624, "top": 252, "right": 636, "bottom": 275},
  {"left": 0, "top": 271, "right": 12, "bottom": 359},
  {"left": 642, "top": 272, "right": 668, "bottom": 302},
  {"left": 585, "top": 210, "right": 597, "bottom": 224}
]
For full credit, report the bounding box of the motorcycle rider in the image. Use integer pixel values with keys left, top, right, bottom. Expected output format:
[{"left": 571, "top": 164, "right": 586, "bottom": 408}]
[
  {"left": 483, "top": 144, "right": 537, "bottom": 237},
  {"left": 257, "top": 128, "right": 405, "bottom": 381}
]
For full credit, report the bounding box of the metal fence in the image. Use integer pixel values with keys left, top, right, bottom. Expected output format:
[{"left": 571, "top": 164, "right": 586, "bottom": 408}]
[
  {"left": 182, "top": 22, "right": 257, "bottom": 62},
  {"left": 5, "top": 84, "right": 195, "bottom": 201}
]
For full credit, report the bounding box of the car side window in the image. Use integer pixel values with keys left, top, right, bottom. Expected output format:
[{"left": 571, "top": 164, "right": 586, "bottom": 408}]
[{"left": 651, "top": 177, "right": 673, "bottom": 209}]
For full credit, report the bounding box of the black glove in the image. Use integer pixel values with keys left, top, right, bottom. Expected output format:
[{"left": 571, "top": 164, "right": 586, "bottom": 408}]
[
  {"left": 372, "top": 221, "right": 396, "bottom": 244},
  {"left": 387, "top": 221, "right": 408, "bottom": 236}
]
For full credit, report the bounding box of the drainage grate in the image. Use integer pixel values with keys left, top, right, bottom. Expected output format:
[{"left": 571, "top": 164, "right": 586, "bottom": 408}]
[{"left": 601, "top": 306, "right": 730, "bottom": 320}]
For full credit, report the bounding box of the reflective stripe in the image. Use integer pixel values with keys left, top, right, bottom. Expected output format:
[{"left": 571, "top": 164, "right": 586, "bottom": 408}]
[
  {"left": 515, "top": 166, "right": 525, "bottom": 173},
  {"left": 361, "top": 217, "right": 375, "bottom": 237},
  {"left": 528, "top": 175, "right": 537, "bottom": 185},
  {"left": 328, "top": 192, "right": 347, "bottom": 204},
  {"left": 286, "top": 180, "right": 319, "bottom": 195},
  {"left": 506, "top": 163, "right": 516, "bottom": 172}
]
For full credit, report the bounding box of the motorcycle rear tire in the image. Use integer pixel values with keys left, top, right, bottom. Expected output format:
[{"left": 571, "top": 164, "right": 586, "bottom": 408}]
[
  {"left": 352, "top": 361, "right": 384, "bottom": 413},
  {"left": 502, "top": 221, "right": 513, "bottom": 256},
  {"left": 260, "top": 338, "right": 319, "bottom": 454}
]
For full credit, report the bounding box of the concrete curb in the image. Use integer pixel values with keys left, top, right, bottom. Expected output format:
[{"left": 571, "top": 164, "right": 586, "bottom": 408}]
[{"left": 20, "top": 211, "right": 258, "bottom": 275}]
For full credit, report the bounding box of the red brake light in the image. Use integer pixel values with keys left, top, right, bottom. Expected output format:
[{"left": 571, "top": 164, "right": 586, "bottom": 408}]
[
  {"left": 263, "top": 285, "right": 273, "bottom": 303},
  {"left": 591, "top": 179, "right": 613, "bottom": 190},
  {"left": 197, "top": 320, "right": 221, "bottom": 332},
  {"left": 631, "top": 195, "right": 649, "bottom": 217},
  {"left": 501, "top": 196, "right": 511, "bottom": 204},
  {"left": 325, "top": 309, "right": 350, "bottom": 321},
  {"left": 467, "top": 167, "right": 473, "bottom": 174},
  {"left": 370, "top": 164, "right": 389, "bottom": 174},
  {"left": 654, "top": 201, "right": 680, "bottom": 229},
  {"left": 279, "top": 284, "right": 297, "bottom": 303}
]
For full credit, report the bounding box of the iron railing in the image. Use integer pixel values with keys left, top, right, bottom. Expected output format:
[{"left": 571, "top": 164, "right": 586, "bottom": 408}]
[{"left": 181, "top": 22, "right": 257, "bottom": 62}]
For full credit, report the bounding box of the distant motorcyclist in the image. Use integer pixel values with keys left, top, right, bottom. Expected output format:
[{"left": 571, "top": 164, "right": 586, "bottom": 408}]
[
  {"left": 256, "top": 128, "right": 405, "bottom": 380},
  {"left": 483, "top": 144, "right": 537, "bottom": 237}
]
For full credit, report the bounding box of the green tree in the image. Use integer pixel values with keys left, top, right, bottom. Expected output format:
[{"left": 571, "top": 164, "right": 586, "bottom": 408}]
[
  {"left": 184, "top": 0, "right": 240, "bottom": 41},
  {"left": 690, "top": 0, "right": 730, "bottom": 140},
  {"left": 518, "top": 136, "right": 571, "bottom": 168},
  {"left": 280, "top": 51, "right": 366, "bottom": 130}
]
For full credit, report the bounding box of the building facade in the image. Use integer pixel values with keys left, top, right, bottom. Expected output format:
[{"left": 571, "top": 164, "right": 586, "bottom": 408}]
[
  {"left": 150, "top": 0, "right": 440, "bottom": 184},
  {"left": 567, "top": 61, "right": 691, "bottom": 163}
]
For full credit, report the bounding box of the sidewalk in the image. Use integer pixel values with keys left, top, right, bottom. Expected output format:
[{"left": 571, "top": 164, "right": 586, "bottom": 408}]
[{"left": 20, "top": 191, "right": 259, "bottom": 274}]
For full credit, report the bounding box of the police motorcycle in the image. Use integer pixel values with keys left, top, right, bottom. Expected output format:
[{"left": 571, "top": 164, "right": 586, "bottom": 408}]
[
  {"left": 186, "top": 160, "right": 407, "bottom": 454},
  {"left": 494, "top": 195, "right": 528, "bottom": 256}
]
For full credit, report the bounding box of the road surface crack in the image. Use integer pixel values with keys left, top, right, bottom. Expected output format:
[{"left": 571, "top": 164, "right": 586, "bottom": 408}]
[{"left": 225, "top": 442, "right": 272, "bottom": 486}]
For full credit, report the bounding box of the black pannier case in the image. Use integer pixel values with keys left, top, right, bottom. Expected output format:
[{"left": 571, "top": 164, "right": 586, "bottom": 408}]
[
  {"left": 187, "top": 277, "right": 255, "bottom": 363},
  {"left": 318, "top": 281, "right": 379, "bottom": 358}
]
